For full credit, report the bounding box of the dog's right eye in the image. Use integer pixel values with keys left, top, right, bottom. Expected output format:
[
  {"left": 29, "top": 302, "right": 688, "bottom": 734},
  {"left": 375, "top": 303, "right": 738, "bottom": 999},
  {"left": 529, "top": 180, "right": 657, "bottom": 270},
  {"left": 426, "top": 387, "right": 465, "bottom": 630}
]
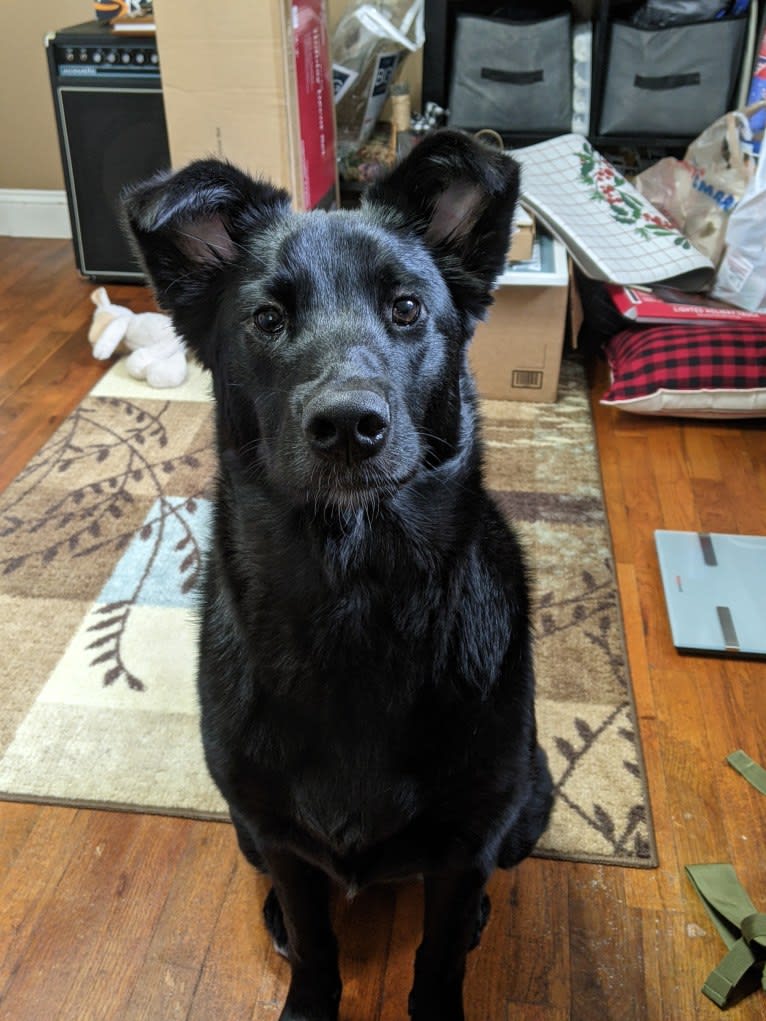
[
  {"left": 391, "top": 296, "right": 421, "bottom": 327},
  {"left": 254, "top": 305, "right": 286, "bottom": 335}
]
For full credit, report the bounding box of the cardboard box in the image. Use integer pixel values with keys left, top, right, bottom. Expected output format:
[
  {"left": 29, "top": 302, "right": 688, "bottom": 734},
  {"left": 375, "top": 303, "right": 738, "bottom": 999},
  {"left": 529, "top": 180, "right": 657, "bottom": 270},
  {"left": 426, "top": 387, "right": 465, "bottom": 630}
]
[
  {"left": 470, "top": 234, "right": 569, "bottom": 402},
  {"left": 153, "top": 0, "right": 338, "bottom": 210},
  {"left": 508, "top": 206, "right": 536, "bottom": 263}
]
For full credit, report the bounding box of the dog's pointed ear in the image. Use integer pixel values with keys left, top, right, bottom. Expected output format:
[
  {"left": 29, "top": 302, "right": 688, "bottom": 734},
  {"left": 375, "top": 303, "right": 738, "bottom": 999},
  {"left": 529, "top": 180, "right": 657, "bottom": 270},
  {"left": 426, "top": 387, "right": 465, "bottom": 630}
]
[
  {"left": 364, "top": 130, "right": 519, "bottom": 320},
  {"left": 123, "top": 160, "right": 291, "bottom": 364}
]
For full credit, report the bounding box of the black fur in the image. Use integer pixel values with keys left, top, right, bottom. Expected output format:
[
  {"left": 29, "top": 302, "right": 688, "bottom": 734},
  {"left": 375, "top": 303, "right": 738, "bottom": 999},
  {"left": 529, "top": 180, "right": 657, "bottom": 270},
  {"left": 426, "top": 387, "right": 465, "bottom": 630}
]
[{"left": 124, "top": 129, "right": 553, "bottom": 1021}]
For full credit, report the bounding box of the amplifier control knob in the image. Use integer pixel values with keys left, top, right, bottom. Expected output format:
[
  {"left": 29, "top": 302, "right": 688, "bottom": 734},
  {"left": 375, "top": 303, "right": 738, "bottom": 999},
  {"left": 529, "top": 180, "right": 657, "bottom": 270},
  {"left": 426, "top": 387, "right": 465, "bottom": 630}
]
[
  {"left": 105, "top": 50, "right": 118, "bottom": 64},
  {"left": 149, "top": 52, "right": 159, "bottom": 65},
  {"left": 120, "top": 51, "right": 131, "bottom": 64},
  {"left": 92, "top": 49, "right": 103, "bottom": 63},
  {"left": 64, "top": 48, "right": 75, "bottom": 62},
  {"left": 134, "top": 51, "right": 146, "bottom": 65}
]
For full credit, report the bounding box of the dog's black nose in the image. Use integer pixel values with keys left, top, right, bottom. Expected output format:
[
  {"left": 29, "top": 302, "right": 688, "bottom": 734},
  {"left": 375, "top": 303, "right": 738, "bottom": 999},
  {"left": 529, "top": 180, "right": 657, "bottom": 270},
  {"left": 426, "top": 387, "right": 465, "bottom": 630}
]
[{"left": 303, "top": 390, "right": 390, "bottom": 463}]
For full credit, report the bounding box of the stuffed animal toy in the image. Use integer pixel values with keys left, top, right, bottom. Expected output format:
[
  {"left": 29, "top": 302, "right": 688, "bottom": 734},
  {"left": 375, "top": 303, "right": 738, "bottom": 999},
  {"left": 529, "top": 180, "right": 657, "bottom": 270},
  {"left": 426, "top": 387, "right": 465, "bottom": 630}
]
[{"left": 88, "top": 287, "right": 189, "bottom": 388}]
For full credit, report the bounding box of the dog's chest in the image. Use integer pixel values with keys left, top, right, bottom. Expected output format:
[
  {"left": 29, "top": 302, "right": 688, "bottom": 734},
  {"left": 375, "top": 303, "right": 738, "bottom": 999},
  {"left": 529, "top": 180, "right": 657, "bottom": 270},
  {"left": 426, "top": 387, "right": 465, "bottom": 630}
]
[
  {"left": 240, "top": 613, "right": 455, "bottom": 863},
  {"left": 240, "top": 685, "right": 433, "bottom": 882},
  {"left": 250, "top": 535, "right": 438, "bottom": 684},
  {"left": 217, "top": 505, "right": 496, "bottom": 876},
  {"left": 290, "top": 741, "right": 421, "bottom": 856}
]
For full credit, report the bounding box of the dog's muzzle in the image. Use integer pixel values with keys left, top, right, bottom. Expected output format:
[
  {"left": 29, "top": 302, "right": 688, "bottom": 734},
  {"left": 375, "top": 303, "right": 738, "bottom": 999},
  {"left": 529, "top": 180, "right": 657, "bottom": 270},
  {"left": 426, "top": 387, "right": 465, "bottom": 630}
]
[{"left": 302, "top": 389, "right": 390, "bottom": 465}]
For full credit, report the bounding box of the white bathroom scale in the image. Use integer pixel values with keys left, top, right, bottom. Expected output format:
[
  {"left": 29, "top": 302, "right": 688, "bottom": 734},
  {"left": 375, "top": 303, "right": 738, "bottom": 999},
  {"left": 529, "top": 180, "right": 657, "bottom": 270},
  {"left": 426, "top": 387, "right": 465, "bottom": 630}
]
[{"left": 654, "top": 530, "right": 766, "bottom": 660}]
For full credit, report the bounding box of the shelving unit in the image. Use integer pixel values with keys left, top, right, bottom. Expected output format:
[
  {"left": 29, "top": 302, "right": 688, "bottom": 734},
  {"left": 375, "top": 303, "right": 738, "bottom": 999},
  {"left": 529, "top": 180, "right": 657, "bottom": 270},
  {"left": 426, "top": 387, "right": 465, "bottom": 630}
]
[{"left": 422, "top": 0, "right": 765, "bottom": 153}]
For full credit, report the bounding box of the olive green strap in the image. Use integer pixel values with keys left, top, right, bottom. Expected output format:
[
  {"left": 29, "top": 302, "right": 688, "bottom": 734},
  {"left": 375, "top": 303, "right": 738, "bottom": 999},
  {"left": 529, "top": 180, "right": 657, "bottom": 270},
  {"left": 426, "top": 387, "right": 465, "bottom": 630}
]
[
  {"left": 685, "top": 864, "right": 766, "bottom": 1007},
  {"left": 727, "top": 750, "right": 766, "bottom": 796},
  {"left": 685, "top": 752, "right": 766, "bottom": 1008},
  {"left": 686, "top": 863, "right": 756, "bottom": 947},
  {"left": 701, "top": 934, "right": 766, "bottom": 1008}
]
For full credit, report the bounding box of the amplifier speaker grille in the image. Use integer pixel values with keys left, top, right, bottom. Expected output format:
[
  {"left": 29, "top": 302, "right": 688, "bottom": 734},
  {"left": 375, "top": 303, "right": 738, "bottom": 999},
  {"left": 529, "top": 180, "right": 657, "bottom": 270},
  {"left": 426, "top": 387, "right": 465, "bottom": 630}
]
[{"left": 47, "top": 23, "right": 170, "bottom": 282}]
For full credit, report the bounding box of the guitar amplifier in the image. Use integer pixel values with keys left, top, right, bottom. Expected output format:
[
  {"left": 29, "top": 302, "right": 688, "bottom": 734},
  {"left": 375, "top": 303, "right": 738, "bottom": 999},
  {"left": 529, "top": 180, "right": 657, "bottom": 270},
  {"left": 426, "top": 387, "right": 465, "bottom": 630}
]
[{"left": 46, "top": 21, "right": 170, "bottom": 282}]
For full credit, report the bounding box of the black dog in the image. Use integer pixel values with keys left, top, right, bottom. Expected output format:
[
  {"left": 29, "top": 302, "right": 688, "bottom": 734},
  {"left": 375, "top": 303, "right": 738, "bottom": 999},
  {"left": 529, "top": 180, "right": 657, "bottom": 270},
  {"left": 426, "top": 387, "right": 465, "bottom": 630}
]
[{"left": 125, "top": 130, "right": 553, "bottom": 1021}]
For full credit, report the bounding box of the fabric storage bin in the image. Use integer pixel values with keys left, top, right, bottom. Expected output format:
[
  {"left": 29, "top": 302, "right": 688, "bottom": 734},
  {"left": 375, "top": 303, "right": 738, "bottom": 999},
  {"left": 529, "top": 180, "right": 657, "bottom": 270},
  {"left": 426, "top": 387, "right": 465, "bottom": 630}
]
[
  {"left": 448, "top": 13, "right": 572, "bottom": 134},
  {"left": 598, "top": 15, "right": 747, "bottom": 137}
]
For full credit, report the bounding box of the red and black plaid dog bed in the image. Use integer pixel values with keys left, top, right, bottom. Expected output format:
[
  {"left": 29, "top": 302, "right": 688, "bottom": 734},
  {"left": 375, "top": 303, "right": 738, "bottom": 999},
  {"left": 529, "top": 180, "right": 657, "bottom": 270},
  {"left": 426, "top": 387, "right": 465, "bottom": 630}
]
[{"left": 601, "top": 322, "right": 766, "bottom": 418}]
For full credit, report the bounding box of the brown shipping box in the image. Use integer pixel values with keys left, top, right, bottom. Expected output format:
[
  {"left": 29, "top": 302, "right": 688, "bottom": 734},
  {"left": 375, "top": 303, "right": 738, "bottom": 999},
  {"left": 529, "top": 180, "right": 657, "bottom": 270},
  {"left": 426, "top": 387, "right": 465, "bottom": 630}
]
[
  {"left": 153, "top": 0, "right": 338, "bottom": 209},
  {"left": 470, "top": 235, "right": 570, "bottom": 402},
  {"left": 507, "top": 207, "right": 535, "bottom": 263}
]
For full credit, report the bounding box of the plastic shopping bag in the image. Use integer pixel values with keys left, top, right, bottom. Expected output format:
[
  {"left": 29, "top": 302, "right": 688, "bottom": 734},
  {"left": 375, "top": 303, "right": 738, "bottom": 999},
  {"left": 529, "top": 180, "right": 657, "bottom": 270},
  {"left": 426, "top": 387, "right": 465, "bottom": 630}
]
[
  {"left": 711, "top": 151, "right": 766, "bottom": 312},
  {"left": 635, "top": 104, "right": 763, "bottom": 266},
  {"left": 332, "top": 0, "right": 424, "bottom": 150}
]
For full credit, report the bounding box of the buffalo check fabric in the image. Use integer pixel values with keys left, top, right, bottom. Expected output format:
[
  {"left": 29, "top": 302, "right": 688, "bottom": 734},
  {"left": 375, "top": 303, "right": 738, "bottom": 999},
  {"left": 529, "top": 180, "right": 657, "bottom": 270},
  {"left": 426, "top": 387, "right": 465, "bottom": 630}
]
[{"left": 601, "top": 323, "right": 766, "bottom": 418}]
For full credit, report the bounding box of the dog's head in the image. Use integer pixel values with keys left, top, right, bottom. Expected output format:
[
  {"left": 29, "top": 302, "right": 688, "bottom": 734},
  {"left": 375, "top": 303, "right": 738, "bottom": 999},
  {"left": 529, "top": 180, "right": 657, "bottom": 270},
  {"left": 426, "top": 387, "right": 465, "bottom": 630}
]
[{"left": 124, "top": 131, "right": 518, "bottom": 508}]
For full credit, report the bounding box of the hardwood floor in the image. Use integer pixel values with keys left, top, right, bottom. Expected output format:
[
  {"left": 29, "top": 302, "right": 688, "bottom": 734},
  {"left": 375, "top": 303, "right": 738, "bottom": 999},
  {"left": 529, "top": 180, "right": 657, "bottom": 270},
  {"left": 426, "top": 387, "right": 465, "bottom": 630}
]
[{"left": 1, "top": 236, "right": 765, "bottom": 1020}]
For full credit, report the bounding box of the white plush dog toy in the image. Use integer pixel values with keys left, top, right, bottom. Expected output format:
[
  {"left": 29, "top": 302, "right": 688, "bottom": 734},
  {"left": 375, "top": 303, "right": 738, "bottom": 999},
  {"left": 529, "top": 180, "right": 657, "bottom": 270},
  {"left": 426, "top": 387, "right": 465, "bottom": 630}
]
[{"left": 88, "top": 287, "right": 188, "bottom": 388}]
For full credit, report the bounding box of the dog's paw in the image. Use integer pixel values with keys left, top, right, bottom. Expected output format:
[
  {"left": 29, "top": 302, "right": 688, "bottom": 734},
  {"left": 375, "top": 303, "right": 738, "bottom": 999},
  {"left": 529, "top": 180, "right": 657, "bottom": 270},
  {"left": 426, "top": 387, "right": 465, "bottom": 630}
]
[
  {"left": 468, "top": 891, "right": 491, "bottom": 951},
  {"left": 279, "top": 1004, "right": 341, "bottom": 1021},
  {"left": 278, "top": 975, "right": 342, "bottom": 1021},
  {"left": 278, "top": 1008, "right": 338, "bottom": 1021},
  {"left": 263, "top": 887, "right": 289, "bottom": 957},
  {"left": 408, "top": 988, "right": 465, "bottom": 1021}
]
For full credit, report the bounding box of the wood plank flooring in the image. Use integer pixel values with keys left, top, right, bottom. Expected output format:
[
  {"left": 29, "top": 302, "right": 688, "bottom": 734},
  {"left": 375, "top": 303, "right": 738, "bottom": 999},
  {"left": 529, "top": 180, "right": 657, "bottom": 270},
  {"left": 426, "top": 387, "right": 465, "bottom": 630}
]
[{"left": 1, "top": 237, "right": 765, "bottom": 1020}]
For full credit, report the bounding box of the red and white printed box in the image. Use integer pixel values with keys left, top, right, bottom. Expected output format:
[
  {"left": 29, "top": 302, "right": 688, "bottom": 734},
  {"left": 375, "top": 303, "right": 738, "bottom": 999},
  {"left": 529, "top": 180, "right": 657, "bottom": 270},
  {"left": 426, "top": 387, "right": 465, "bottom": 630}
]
[{"left": 153, "top": 1, "right": 339, "bottom": 210}]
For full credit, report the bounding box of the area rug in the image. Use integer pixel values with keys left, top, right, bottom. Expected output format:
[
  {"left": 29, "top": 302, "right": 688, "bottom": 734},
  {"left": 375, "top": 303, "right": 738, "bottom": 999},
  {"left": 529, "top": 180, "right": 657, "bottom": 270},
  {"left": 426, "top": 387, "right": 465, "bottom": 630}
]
[{"left": 0, "top": 355, "right": 656, "bottom": 867}]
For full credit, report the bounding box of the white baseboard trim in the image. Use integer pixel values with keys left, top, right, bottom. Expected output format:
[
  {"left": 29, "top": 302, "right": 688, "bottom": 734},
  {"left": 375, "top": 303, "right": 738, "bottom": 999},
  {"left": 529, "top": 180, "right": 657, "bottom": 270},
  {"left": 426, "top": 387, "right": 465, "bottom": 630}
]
[{"left": 0, "top": 189, "right": 72, "bottom": 239}]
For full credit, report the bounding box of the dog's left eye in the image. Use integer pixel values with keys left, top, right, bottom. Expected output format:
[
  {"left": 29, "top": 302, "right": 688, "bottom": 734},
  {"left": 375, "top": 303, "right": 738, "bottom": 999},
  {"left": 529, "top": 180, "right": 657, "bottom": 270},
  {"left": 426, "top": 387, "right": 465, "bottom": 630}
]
[
  {"left": 391, "top": 296, "right": 421, "bottom": 326},
  {"left": 254, "top": 305, "right": 286, "bottom": 335}
]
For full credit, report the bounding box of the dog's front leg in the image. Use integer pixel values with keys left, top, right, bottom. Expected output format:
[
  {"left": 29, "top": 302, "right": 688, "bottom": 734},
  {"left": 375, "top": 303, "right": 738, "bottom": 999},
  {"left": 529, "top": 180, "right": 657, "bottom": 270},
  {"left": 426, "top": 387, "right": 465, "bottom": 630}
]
[
  {"left": 263, "top": 849, "right": 341, "bottom": 1021},
  {"left": 409, "top": 868, "right": 490, "bottom": 1021}
]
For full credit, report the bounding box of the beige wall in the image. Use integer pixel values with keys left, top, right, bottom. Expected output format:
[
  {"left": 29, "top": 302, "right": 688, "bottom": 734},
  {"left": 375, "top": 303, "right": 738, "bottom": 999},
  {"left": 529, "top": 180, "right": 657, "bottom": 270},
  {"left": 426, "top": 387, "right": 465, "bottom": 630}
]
[
  {"left": 0, "top": 1, "right": 86, "bottom": 190},
  {"left": 0, "top": 1, "right": 423, "bottom": 192}
]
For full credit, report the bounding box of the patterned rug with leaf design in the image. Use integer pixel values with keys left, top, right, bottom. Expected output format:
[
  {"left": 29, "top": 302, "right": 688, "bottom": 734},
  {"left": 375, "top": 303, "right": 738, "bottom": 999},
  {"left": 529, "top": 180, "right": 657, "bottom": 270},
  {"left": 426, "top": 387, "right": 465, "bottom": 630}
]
[{"left": 0, "top": 355, "right": 656, "bottom": 867}]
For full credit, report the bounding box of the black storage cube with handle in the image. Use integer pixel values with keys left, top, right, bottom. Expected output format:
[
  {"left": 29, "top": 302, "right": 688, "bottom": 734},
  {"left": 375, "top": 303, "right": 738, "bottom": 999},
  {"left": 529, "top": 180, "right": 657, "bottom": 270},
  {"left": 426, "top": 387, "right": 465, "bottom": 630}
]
[
  {"left": 448, "top": 12, "right": 572, "bottom": 134},
  {"left": 598, "top": 15, "right": 748, "bottom": 138}
]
